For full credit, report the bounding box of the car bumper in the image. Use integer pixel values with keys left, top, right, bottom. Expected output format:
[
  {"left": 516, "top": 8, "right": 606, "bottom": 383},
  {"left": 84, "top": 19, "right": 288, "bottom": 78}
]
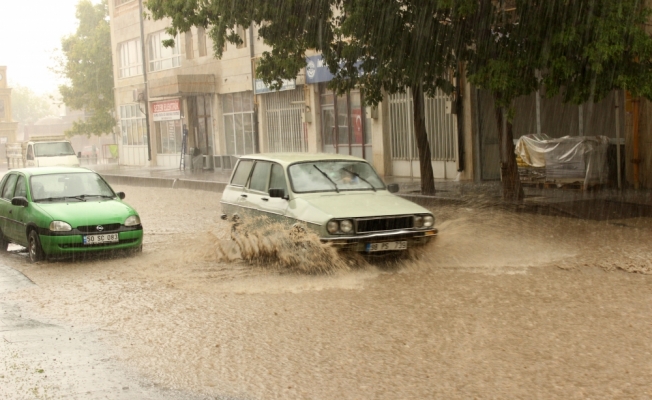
[
  {"left": 320, "top": 228, "right": 437, "bottom": 251},
  {"left": 38, "top": 230, "right": 143, "bottom": 255}
]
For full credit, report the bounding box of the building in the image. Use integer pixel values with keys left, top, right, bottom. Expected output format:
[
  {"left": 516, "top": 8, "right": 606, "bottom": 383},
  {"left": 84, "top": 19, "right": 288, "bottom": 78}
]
[
  {"left": 0, "top": 66, "right": 19, "bottom": 159},
  {"left": 108, "top": 0, "right": 472, "bottom": 182}
]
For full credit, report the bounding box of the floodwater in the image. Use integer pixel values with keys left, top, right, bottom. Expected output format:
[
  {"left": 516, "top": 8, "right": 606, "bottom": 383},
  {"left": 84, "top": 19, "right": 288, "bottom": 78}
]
[{"left": 2, "top": 186, "right": 652, "bottom": 399}]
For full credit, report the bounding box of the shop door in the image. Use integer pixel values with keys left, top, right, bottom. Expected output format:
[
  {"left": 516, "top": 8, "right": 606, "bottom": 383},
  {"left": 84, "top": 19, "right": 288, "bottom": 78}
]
[{"left": 320, "top": 86, "right": 372, "bottom": 161}]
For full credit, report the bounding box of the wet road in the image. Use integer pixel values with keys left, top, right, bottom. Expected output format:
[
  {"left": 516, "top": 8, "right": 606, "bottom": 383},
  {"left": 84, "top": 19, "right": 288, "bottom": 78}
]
[{"left": 1, "top": 185, "right": 652, "bottom": 399}]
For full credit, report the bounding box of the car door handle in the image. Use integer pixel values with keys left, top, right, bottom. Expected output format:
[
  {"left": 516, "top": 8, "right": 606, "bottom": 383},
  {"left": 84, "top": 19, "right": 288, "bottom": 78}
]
[
  {"left": 240, "top": 194, "right": 247, "bottom": 198},
  {"left": 261, "top": 197, "right": 269, "bottom": 201},
  {"left": 8, "top": 210, "right": 12, "bottom": 214}
]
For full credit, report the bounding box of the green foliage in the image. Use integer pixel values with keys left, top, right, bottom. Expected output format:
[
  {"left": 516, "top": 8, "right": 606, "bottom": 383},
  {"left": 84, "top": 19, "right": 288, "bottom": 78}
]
[
  {"left": 10, "top": 86, "right": 55, "bottom": 124},
  {"left": 55, "top": 0, "right": 115, "bottom": 137},
  {"left": 466, "top": 0, "right": 652, "bottom": 108}
]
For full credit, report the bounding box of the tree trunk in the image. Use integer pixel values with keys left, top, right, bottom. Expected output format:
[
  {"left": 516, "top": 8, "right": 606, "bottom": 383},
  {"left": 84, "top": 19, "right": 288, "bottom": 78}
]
[
  {"left": 494, "top": 103, "right": 524, "bottom": 201},
  {"left": 412, "top": 83, "right": 436, "bottom": 195}
]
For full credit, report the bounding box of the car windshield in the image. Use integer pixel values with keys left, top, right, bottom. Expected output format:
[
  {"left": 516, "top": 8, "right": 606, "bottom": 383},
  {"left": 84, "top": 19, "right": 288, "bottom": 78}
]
[
  {"left": 30, "top": 172, "right": 116, "bottom": 202},
  {"left": 34, "top": 142, "right": 76, "bottom": 157},
  {"left": 288, "top": 161, "right": 385, "bottom": 193}
]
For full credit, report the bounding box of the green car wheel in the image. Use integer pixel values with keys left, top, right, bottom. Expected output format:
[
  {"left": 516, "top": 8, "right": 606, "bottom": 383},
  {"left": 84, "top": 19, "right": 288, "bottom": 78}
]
[{"left": 28, "top": 230, "right": 45, "bottom": 263}]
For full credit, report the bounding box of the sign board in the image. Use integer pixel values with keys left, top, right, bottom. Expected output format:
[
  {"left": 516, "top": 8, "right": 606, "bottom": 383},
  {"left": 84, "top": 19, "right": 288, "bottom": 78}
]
[
  {"left": 254, "top": 79, "right": 296, "bottom": 95},
  {"left": 305, "top": 55, "right": 363, "bottom": 84},
  {"left": 152, "top": 99, "right": 181, "bottom": 122}
]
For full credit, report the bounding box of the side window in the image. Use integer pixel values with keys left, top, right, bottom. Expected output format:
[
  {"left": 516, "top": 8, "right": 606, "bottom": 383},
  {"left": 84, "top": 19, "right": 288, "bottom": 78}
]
[
  {"left": 14, "top": 176, "right": 27, "bottom": 198},
  {"left": 249, "top": 162, "right": 271, "bottom": 192},
  {"left": 269, "top": 164, "right": 288, "bottom": 193},
  {"left": 0, "top": 175, "right": 9, "bottom": 195},
  {"left": 26, "top": 145, "right": 34, "bottom": 160},
  {"left": 2, "top": 174, "right": 18, "bottom": 200},
  {"left": 230, "top": 160, "right": 253, "bottom": 186}
]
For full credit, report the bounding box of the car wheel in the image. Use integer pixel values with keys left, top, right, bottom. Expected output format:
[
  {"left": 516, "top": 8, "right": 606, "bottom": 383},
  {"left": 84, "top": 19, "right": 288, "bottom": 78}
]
[
  {"left": 0, "top": 228, "right": 9, "bottom": 252},
  {"left": 28, "top": 230, "right": 45, "bottom": 263}
]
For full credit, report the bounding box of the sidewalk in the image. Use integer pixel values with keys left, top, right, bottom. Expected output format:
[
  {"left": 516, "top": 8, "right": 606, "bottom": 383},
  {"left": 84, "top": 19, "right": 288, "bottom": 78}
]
[{"left": 91, "top": 163, "right": 652, "bottom": 220}]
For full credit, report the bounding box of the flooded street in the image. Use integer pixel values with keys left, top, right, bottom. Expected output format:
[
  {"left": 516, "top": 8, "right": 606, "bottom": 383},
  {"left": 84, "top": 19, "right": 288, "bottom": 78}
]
[{"left": 2, "top": 185, "right": 652, "bottom": 399}]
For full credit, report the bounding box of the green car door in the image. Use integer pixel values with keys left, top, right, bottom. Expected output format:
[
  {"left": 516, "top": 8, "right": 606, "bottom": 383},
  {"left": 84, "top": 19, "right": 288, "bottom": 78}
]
[
  {"left": 0, "top": 173, "right": 18, "bottom": 244},
  {"left": 7, "top": 174, "right": 30, "bottom": 245}
]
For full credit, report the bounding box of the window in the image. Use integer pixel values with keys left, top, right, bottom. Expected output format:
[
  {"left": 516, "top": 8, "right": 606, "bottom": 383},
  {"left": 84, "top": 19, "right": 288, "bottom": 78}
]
[
  {"left": 118, "top": 39, "right": 142, "bottom": 78},
  {"left": 249, "top": 162, "right": 271, "bottom": 192},
  {"left": 231, "top": 160, "right": 254, "bottom": 186},
  {"left": 120, "top": 104, "right": 147, "bottom": 145},
  {"left": 155, "top": 120, "right": 182, "bottom": 154},
  {"left": 185, "top": 31, "right": 194, "bottom": 60},
  {"left": 222, "top": 92, "right": 255, "bottom": 156},
  {"left": 26, "top": 145, "right": 34, "bottom": 160},
  {"left": 115, "top": 0, "right": 135, "bottom": 6},
  {"left": 148, "top": 31, "right": 181, "bottom": 72},
  {"left": 197, "top": 27, "right": 207, "bottom": 57},
  {"left": 2, "top": 174, "right": 17, "bottom": 200},
  {"left": 270, "top": 164, "right": 287, "bottom": 193},
  {"left": 14, "top": 176, "right": 26, "bottom": 198},
  {"left": 236, "top": 25, "right": 247, "bottom": 49}
]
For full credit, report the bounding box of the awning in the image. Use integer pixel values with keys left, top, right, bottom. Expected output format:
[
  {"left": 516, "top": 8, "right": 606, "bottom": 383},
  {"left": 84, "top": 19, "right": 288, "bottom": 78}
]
[{"left": 148, "top": 74, "right": 216, "bottom": 98}]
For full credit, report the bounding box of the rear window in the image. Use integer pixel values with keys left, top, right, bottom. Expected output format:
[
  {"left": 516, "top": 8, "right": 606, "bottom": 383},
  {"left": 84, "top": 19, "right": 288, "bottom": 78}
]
[
  {"left": 230, "top": 160, "right": 253, "bottom": 186},
  {"left": 34, "top": 142, "right": 76, "bottom": 157}
]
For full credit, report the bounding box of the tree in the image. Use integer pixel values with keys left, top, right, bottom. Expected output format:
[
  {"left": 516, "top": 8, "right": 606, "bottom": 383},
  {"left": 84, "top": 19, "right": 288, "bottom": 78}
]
[
  {"left": 55, "top": 0, "right": 115, "bottom": 137},
  {"left": 466, "top": 0, "right": 652, "bottom": 200},
  {"left": 146, "top": 0, "right": 474, "bottom": 195},
  {"left": 10, "top": 85, "right": 55, "bottom": 124}
]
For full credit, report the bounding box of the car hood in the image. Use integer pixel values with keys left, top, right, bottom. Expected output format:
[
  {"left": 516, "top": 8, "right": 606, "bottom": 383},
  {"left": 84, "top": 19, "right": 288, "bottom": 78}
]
[
  {"left": 290, "top": 191, "right": 430, "bottom": 222},
  {"left": 34, "top": 200, "right": 137, "bottom": 227}
]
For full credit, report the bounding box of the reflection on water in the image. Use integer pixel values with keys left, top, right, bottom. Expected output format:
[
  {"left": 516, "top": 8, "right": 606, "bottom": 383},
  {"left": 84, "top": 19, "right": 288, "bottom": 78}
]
[{"left": 2, "top": 186, "right": 652, "bottom": 399}]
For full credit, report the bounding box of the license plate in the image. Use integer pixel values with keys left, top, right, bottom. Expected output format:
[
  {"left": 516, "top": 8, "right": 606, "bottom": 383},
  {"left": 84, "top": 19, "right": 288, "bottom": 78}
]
[
  {"left": 365, "top": 241, "right": 408, "bottom": 252},
  {"left": 83, "top": 233, "right": 119, "bottom": 245}
]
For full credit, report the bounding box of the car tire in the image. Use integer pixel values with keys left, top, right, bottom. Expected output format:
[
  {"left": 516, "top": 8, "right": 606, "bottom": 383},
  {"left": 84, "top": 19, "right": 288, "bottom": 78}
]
[
  {"left": 0, "top": 228, "right": 9, "bottom": 252},
  {"left": 28, "top": 230, "right": 45, "bottom": 263}
]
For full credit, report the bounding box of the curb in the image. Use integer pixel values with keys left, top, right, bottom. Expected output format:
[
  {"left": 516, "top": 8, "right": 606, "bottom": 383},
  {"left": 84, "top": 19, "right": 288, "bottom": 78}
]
[{"left": 101, "top": 173, "right": 227, "bottom": 193}]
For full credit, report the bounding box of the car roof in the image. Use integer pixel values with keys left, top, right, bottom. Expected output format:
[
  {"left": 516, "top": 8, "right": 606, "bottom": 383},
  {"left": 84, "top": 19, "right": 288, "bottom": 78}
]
[
  {"left": 238, "top": 152, "right": 369, "bottom": 166},
  {"left": 7, "top": 167, "right": 94, "bottom": 177}
]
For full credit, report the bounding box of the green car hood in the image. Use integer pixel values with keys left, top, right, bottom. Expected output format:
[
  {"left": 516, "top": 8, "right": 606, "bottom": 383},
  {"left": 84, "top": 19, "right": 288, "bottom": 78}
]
[
  {"left": 290, "top": 191, "right": 430, "bottom": 223},
  {"left": 34, "top": 200, "right": 137, "bottom": 228}
]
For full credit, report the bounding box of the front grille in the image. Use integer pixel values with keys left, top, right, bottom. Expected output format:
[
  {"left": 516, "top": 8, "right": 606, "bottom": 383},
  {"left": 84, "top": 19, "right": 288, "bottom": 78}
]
[
  {"left": 356, "top": 216, "right": 414, "bottom": 233},
  {"left": 77, "top": 223, "right": 122, "bottom": 233}
]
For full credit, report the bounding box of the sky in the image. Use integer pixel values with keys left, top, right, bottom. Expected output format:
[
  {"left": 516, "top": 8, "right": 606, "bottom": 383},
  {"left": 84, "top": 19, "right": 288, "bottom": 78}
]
[{"left": 0, "top": 0, "right": 101, "bottom": 95}]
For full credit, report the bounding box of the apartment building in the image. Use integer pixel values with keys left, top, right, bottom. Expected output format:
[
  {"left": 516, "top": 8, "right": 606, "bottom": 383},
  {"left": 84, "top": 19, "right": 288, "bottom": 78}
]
[{"left": 108, "top": 0, "right": 472, "bottom": 181}]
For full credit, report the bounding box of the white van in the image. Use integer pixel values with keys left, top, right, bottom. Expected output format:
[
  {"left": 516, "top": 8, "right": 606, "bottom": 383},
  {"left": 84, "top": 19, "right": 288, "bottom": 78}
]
[{"left": 7, "top": 137, "right": 81, "bottom": 169}]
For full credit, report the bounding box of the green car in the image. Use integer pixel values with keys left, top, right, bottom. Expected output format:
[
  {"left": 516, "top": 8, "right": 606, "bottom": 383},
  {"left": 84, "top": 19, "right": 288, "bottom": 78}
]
[
  {"left": 220, "top": 153, "right": 437, "bottom": 253},
  {"left": 0, "top": 167, "right": 143, "bottom": 262}
]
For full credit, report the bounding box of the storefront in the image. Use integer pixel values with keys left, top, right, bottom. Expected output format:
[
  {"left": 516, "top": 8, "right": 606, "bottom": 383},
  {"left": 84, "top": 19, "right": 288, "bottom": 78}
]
[
  {"left": 151, "top": 98, "right": 182, "bottom": 167},
  {"left": 306, "top": 55, "right": 372, "bottom": 161}
]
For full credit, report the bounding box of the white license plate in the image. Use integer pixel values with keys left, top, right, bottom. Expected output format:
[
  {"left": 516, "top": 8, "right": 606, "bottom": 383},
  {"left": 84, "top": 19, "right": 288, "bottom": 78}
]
[
  {"left": 83, "top": 233, "right": 119, "bottom": 245},
  {"left": 365, "top": 241, "right": 408, "bottom": 252}
]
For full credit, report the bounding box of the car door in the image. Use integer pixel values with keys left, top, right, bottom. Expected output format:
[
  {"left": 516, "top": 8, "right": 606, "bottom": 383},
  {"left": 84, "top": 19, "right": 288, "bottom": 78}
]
[
  {"left": 25, "top": 144, "right": 36, "bottom": 167},
  {"left": 7, "top": 175, "right": 29, "bottom": 245},
  {"left": 221, "top": 159, "right": 254, "bottom": 218},
  {"left": 244, "top": 161, "right": 289, "bottom": 223},
  {"left": 0, "top": 174, "right": 19, "bottom": 241},
  {"left": 0, "top": 174, "right": 12, "bottom": 239}
]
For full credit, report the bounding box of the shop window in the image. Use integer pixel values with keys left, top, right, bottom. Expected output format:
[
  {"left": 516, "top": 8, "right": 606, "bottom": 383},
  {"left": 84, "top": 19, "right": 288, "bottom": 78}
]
[
  {"left": 222, "top": 92, "right": 255, "bottom": 156},
  {"left": 119, "top": 104, "right": 146, "bottom": 145},
  {"left": 156, "top": 120, "right": 182, "bottom": 154}
]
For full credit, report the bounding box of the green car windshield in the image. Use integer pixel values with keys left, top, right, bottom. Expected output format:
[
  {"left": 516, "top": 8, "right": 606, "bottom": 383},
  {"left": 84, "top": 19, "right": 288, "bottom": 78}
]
[
  {"left": 30, "top": 172, "right": 116, "bottom": 202},
  {"left": 288, "top": 161, "right": 385, "bottom": 193}
]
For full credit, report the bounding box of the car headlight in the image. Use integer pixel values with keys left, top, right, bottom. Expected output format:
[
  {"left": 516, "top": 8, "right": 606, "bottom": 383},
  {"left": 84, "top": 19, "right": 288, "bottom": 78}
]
[
  {"left": 125, "top": 215, "right": 141, "bottom": 227},
  {"left": 413, "top": 215, "right": 424, "bottom": 228},
  {"left": 423, "top": 215, "right": 434, "bottom": 227},
  {"left": 339, "top": 219, "right": 353, "bottom": 233},
  {"left": 49, "top": 221, "right": 72, "bottom": 232},
  {"left": 327, "top": 220, "right": 339, "bottom": 234}
]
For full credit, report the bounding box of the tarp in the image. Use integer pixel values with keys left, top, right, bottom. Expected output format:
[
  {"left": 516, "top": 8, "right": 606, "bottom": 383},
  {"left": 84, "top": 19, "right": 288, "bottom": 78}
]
[{"left": 515, "top": 134, "right": 610, "bottom": 187}]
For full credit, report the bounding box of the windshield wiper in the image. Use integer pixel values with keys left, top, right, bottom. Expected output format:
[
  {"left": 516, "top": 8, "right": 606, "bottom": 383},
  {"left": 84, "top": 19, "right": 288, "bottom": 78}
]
[
  {"left": 343, "top": 168, "right": 376, "bottom": 192},
  {"left": 80, "top": 194, "right": 114, "bottom": 199},
  {"left": 313, "top": 165, "right": 339, "bottom": 193},
  {"left": 38, "top": 196, "right": 86, "bottom": 202}
]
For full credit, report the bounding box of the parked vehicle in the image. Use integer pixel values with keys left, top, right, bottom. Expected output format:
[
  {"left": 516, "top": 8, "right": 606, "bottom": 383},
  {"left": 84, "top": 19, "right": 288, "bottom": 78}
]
[
  {"left": 6, "top": 135, "right": 80, "bottom": 169},
  {"left": 0, "top": 167, "right": 143, "bottom": 262},
  {"left": 220, "top": 153, "right": 437, "bottom": 253}
]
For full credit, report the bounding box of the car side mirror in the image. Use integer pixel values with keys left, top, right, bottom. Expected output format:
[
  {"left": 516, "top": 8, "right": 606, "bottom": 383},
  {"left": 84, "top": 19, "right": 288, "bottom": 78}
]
[
  {"left": 11, "top": 196, "right": 28, "bottom": 207},
  {"left": 117, "top": 192, "right": 126, "bottom": 200},
  {"left": 387, "top": 183, "right": 399, "bottom": 193},
  {"left": 269, "top": 188, "right": 289, "bottom": 200}
]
